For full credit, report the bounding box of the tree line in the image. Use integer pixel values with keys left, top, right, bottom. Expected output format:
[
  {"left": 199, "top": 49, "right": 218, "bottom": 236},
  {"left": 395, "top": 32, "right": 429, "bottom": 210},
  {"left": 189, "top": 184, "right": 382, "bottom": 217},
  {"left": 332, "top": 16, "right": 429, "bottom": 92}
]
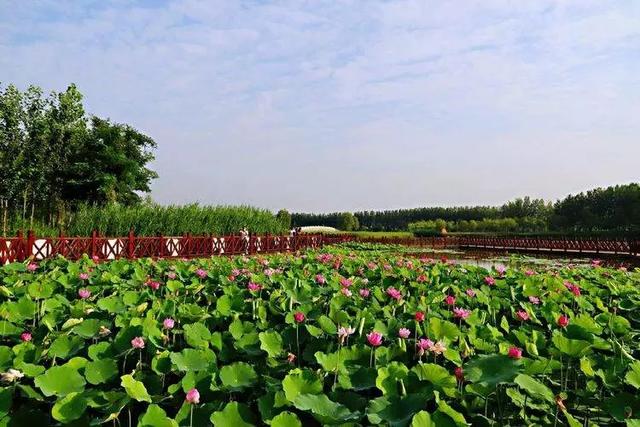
[
  {"left": 292, "top": 185, "right": 640, "bottom": 235},
  {"left": 0, "top": 83, "right": 157, "bottom": 234}
]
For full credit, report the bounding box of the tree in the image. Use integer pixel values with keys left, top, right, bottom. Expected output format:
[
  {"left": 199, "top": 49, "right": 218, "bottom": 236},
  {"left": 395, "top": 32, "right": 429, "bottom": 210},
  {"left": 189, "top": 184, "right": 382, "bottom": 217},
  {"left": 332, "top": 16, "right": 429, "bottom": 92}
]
[
  {"left": 276, "top": 209, "right": 292, "bottom": 229},
  {"left": 337, "top": 212, "right": 359, "bottom": 231},
  {"left": 0, "top": 82, "right": 158, "bottom": 231},
  {"left": 63, "top": 117, "right": 157, "bottom": 205}
]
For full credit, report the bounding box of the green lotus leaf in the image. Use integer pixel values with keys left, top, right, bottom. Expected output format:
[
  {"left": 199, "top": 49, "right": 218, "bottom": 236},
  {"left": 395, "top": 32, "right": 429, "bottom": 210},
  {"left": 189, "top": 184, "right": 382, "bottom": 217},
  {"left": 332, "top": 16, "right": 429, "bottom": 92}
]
[
  {"left": 85, "top": 359, "right": 119, "bottom": 385},
  {"left": 411, "top": 411, "right": 436, "bottom": 427},
  {"left": 411, "top": 363, "right": 457, "bottom": 396},
  {"left": 259, "top": 331, "right": 283, "bottom": 357},
  {"left": 282, "top": 368, "right": 323, "bottom": 402},
  {"left": 514, "top": 374, "right": 554, "bottom": 402},
  {"left": 120, "top": 374, "right": 151, "bottom": 402},
  {"left": 465, "top": 355, "right": 520, "bottom": 387},
  {"left": 139, "top": 404, "right": 178, "bottom": 427},
  {"left": 367, "top": 393, "right": 429, "bottom": 426},
  {"left": 625, "top": 361, "right": 640, "bottom": 389},
  {"left": 183, "top": 323, "right": 211, "bottom": 349},
  {"left": 35, "top": 366, "right": 86, "bottom": 397},
  {"left": 294, "top": 393, "right": 360, "bottom": 424},
  {"left": 271, "top": 411, "right": 302, "bottom": 427},
  {"left": 51, "top": 391, "right": 88, "bottom": 422},
  {"left": 210, "top": 402, "right": 256, "bottom": 426},
  {"left": 170, "top": 348, "right": 216, "bottom": 372},
  {"left": 219, "top": 362, "right": 257, "bottom": 390},
  {"left": 552, "top": 332, "right": 592, "bottom": 357},
  {"left": 376, "top": 361, "right": 409, "bottom": 396}
]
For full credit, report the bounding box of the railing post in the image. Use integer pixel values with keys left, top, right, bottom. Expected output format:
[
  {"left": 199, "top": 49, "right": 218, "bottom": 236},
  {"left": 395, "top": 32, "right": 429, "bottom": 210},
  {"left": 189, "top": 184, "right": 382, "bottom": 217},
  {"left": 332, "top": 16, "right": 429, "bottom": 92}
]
[
  {"left": 16, "top": 230, "right": 25, "bottom": 262},
  {"left": 59, "top": 229, "right": 66, "bottom": 258},
  {"left": 27, "top": 230, "right": 35, "bottom": 260},
  {"left": 90, "top": 229, "right": 98, "bottom": 258},
  {"left": 128, "top": 228, "right": 135, "bottom": 259},
  {"left": 158, "top": 233, "right": 165, "bottom": 258}
]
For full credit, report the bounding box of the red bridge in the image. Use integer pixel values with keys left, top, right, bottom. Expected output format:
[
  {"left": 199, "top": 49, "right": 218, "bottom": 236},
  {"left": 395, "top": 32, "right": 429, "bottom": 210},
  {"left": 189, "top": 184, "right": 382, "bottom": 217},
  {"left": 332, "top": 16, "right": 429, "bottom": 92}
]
[
  {"left": 347, "top": 235, "right": 640, "bottom": 257},
  {"left": 0, "top": 231, "right": 351, "bottom": 265}
]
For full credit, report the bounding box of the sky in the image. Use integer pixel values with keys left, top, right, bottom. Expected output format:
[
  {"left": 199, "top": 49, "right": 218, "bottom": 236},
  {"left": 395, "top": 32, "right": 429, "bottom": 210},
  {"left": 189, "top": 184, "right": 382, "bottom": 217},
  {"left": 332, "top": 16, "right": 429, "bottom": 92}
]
[{"left": 1, "top": 0, "right": 639, "bottom": 213}]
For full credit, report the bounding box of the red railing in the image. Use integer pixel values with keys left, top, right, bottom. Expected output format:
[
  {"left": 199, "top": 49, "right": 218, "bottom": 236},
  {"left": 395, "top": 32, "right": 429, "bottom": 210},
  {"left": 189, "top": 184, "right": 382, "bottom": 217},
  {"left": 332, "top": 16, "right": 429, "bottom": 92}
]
[
  {"left": 347, "top": 235, "right": 640, "bottom": 257},
  {"left": 0, "top": 231, "right": 352, "bottom": 265}
]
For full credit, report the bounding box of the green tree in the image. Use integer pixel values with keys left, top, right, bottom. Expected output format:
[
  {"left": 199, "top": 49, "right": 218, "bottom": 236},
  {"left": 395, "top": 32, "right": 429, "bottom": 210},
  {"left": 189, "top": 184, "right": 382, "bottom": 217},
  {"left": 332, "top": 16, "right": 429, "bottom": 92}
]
[
  {"left": 337, "top": 212, "right": 359, "bottom": 231},
  {"left": 63, "top": 117, "right": 157, "bottom": 205},
  {"left": 276, "top": 209, "right": 292, "bottom": 229}
]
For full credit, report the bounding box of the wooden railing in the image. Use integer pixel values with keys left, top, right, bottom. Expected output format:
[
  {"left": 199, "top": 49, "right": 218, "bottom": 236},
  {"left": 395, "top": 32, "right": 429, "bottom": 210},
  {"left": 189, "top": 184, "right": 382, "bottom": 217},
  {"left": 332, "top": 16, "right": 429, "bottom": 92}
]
[
  {"left": 346, "top": 235, "right": 640, "bottom": 257},
  {"left": 0, "top": 231, "right": 352, "bottom": 264}
]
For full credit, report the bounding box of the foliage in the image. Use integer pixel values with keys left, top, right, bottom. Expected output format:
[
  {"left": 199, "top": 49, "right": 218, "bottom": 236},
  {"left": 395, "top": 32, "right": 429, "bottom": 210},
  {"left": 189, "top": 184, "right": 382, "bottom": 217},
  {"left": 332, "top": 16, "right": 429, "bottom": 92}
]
[
  {"left": 337, "top": 212, "right": 359, "bottom": 231},
  {"left": 0, "top": 247, "right": 638, "bottom": 425},
  {"left": 292, "top": 184, "right": 639, "bottom": 235},
  {"left": 276, "top": 209, "right": 292, "bottom": 230},
  {"left": 0, "top": 83, "right": 156, "bottom": 232}
]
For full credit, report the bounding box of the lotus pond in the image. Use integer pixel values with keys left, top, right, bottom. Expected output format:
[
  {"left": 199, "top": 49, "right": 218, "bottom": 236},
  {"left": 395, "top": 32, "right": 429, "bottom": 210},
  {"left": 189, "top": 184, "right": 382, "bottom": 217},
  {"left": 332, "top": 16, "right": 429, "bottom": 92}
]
[{"left": 0, "top": 245, "right": 639, "bottom": 426}]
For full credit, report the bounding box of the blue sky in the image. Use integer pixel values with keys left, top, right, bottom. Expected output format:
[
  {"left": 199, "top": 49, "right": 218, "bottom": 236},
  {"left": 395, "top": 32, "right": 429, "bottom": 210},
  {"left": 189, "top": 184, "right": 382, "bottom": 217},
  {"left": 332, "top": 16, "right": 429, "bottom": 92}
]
[{"left": 1, "top": 0, "right": 638, "bottom": 212}]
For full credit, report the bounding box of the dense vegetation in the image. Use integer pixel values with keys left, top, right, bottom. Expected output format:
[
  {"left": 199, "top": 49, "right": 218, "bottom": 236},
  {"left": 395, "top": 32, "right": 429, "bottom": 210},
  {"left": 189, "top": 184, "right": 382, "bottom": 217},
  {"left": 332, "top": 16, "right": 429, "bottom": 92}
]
[
  {"left": 0, "top": 83, "right": 157, "bottom": 231},
  {"left": 293, "top": 184, "right": 640, "bottom": 235},
  {"left": 0, "top": 83, "right": 288, "bottom": 237},
  {"left": 0, "top": 246, "right": 638, "bottom": 425}
]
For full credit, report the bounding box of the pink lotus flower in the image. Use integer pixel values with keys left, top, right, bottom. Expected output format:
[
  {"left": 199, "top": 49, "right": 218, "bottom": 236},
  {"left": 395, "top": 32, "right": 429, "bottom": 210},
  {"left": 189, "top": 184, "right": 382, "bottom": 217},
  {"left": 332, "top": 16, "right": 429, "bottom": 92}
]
[
  {"left": 383, "top": 264, "right": 392, "bottom": 271},
  {"left": 557, "top": 315, "right": 569, "bottom": 328},
  {"left": 91, "top": 255, "right": 99, "bottom": 262},
  {"left": 232, "top": 269, "right": 241, "bottom": 276},
  {"left": 287, "top": 352, "right": 296, "bottom": 363},
  {"left": 340, "top": 277, "right": 353, "bottom": 288},
  {"left": 454, "top": 366, "right": 464, "bottom": 382},
  {"left": 27, "top": 263, "right": 38, "bottom": 272},
  {"left": 359, "top": 288, "right": 370, "bottom": 298},
  {"left": 79, "top": 272, "right": 89, "bottom": 281},
  {"left": 396, "top": 260, "right": 404, "bottom": 267},
  {"left": 507, "top": 346, "right": 522, "bottom": 359},
  {"left": 338, "top": 326, "right": 355, "bottom": 343},
  {"left": 484, "top": 276, "right": 496, "bottom": 286},
  {"left": 340, "top": 288, "right": 352, "bottom": 297},
  {"left": 445, "top": 295, "right": 456, "bottom": 306},
  {"left": 516, "top": 310, "right": 529, "bottom": 321},
  {"left": 417, "top": 338, "right": 433, "bottom": 351},
  {"left": 20, "top": 332, "right": 32, "bottom": 342},
  {"left": 528, "top": 296, "right": 540, "bottom": 305},
  {"left": 495, "top": 265, "right": 506, "bottom": 275},
  {"left": 525, "top": 269, "right": 535, "bottom": 276},
  {"left": 366, "top": 331, "right": 383, "bottom": 347},
  {"left": 315, "top": 274, "right": 326, "bottom": 284},
  {"left": 228, "top": 275, "right": 236, "bottom": 282},
  {"left": 131, "top": 337, "right": 145, "bottom": 349},
  {"left": 367, "top": 262, "right": 377, "bottom": 270},
  {"left": 416, "top": 274, "right": 427, "bottom": 283},
  {"left": 398, "top": 328, "right": 411, "bottom": 339},
  {"left": 293, "top": 312, "right": 305, "bottom": 323},
  {"left": 78, "top": 289, "right": 91, "bottom": 299},
  {"left": 415, "top": 311, "right": 425, "bottom": 322},
  {"left": 264, "top": 268, "right": 275, "bottom": 277},
  {"left": 195, "top": 268, "right": 207, "bottom": 279},
  {"left": 466, "top": 289, "right": 476, "bottom": 298},
  {"left": 163, "top": 318, "right": 175, "bottom": 329},
  {"left": 247, "top": 282, "right": 262, "bottom": 292},
  {"left": 386, "top": 287, "right": 402, "bottom": 301},
  {"left": 432, "top": 340, "right": 447, "bottom": 355},
  {"left": 185, "top": 388, "right": 200, "bottom": 404},
  {"left": 147, "top": 281, "right": 160, "bottom": 291},
  {"left": 166, "top": 272, "right": 177, "bottom": 280},
  {"left": 591, "top": 259, "right": 602, "bottom": 267},
  {"left": 453, "top": 307, "right": 470, "bottom": 319}
]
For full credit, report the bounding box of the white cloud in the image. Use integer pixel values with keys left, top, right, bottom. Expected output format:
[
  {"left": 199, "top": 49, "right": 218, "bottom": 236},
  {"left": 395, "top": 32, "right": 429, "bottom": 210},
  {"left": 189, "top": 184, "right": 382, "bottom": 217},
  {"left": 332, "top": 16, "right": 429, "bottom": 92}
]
[{"left": 0, "top": 0, "right": 638, "bottom": 211}]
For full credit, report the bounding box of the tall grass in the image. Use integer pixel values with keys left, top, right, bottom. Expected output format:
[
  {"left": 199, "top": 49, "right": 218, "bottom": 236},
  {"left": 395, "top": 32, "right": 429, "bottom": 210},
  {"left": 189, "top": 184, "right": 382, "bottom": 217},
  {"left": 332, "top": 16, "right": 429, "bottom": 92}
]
[{"left": 3, "top": 203, "right": 287, "bottom": 237}]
